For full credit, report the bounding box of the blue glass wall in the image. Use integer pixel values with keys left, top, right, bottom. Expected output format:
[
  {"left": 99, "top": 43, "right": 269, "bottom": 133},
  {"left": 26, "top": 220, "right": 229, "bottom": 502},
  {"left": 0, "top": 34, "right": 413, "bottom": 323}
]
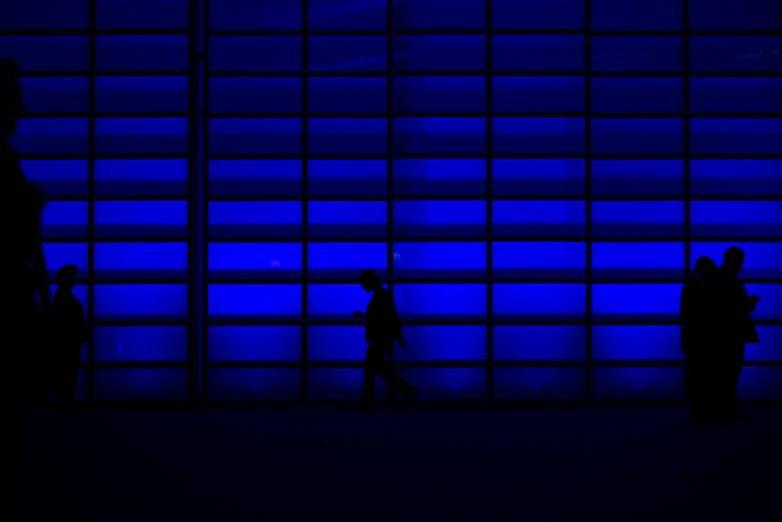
[{"left": 4, "top": 0, "right": 780, "bottom": 402}]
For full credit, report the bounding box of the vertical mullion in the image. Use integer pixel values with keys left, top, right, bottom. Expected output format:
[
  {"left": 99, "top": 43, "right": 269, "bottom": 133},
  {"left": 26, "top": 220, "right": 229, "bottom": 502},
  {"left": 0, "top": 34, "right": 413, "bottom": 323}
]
[
  {"left": 301, "top": 0, "right": 309, "bottom": 404},
  {"left": 386, "top": 0, "right": 395, "bottom": 402},
  {"left": 683, "top": 0, "right": 691, "bottom": 398},
  {"left": 201, "top": 0, "right": 210, "bottom": 402},
  {"left": 486, "top": 0, "right": 493, "bottom": 403},
  {"left": 584, "top": 0, "right": 593, "bottom": 404},
  {"left": 86, "top": 0, "right": 96, "bottom": 403}
]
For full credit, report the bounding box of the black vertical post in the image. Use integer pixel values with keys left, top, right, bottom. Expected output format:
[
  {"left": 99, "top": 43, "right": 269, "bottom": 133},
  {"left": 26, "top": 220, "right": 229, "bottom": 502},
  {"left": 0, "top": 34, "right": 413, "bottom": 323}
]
[
  {"left": 386, "top": 0, "right": 396, "bottom": 405},
  {"left": 301, "top": 0, "right": 309, "bottom": 405},
  {"left": 201, "top": 0, "right": 210, "bottom": 402},
  {"left": 486, "top": 0, "right": 493, "bottom": 403},
  {"left": 682, "top": 0, "right": 691, "bottom": 397},
  {"left": 584, "top": 0, "right": 593, "bottom": 404},
  {"left": 87, "top": 0, "right": 97, "bottom": 403}
]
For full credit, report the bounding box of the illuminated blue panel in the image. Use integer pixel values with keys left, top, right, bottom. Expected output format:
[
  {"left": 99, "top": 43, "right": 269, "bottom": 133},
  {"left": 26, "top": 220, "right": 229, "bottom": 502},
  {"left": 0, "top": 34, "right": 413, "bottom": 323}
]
[
  {"left": 309, "top": 119, "right": 387, "bottom": 154},
  {"left": 309, "top": 160, "right": 386, "bottom": 196},
  {"left": 11, "top": 118, "right": 88, "bottom": 155},
  {"left": 211, "top": 0, "right": 301, "bottom": 30},
  {"left": 94, "top": 284, "right": 188, "bottom": 321},
  {"left": 592, "top": 202, "right": 684, "bottom": 237},
  {"left": 493, "top": 77, "right": 584, "bottom": 113},
  {"left": 96, "top": 36, "right": 189, "bottom": 71},
  {"left": 96, "top": 0, "right": 189, "bottom": 29},
  {"left": 22, "top": 160, "right": 88, "bottom": 196},
  {"left": 210, "top": 37, "right": 302, "bottom": 72},
  {"left": 0, "top": 0, "right": 88, "bottom": 29},
  {"left": 592, "top": 119, "right": 683, "bottom": 155},
  {"left": 308, "top": 369, "right": 385, "bottom": 400},
  {"left": 309, "top": 78, "right": 386, "bottom": 113},
  {"left": 210, "top": 160, "right": 302, "bottom": 197},
  {"left": 393, "top": 369, "right": 486, "bottom": 400},
  {"left": 493, "top": 201, "right": 585, "bottom": 237},
  {"left": 309, "top": 0, "right": 386, "bottom": 30},
  {"left": 94, "top": 326, "right": 187, "bottom": 362},
  {"left": 208, "top": 285, "right": 301, "bottom": 320},
  {"left": 209, "top": 243, "right": 302, "bottom": 279},
  {"left": 308, "top": 243, "right": 387, "bottom": 279},
  {"left": 592, "top": 242, "right": 684, "bottom": 279},
  {"left": 94, "top": 201, "right": 188, "bottom": 237},
  {"left": 592, "top": 326, "right": 682, "bottom": 361},
  {"left": 94, "top": 243, "right": 188, "bottom": 279},
  {"left": 493, "top": 160, "right": 584, "bottom": 196},
  {"left": 737, "top": 368, "right": 782, "bottom": 400},
  {"left": 690, "top": 37, "right": 781, "bottom": 72},
  {"left": 96, "top": 77, "right": 188, "bottom": 112},
  {"left": 492, "top": 242, "right": 585, "bottom": 278},
  {"left": 42, "top": 202, "right": 88, "bottom": 238},
  {"left": 21, "top": 78, "right": 89, "bottom": 113},
  {"left": 309, "top": 201, "right": 387, "bottom": 238},
  {"left": 494, "top": 118, "right": 585, "bottom": 154},
  {"left": 592, "top": 38, "right": 681, "bottom": 72},
  {"left": 493, "top": 284, "right": 586, "bottom": 320},
  {"left": 210, "top": 78, "right": 302, "bottom": 113},
  {"left": 394, "top": 327, "right": 486, "bottom": 362},
  {"left": 43, "top": 243, "right": 88, "bottom": 279},
  {"left": 592, "top": 79, "right": 682, "bottom": 113},
  {"left": 691, "top": 0, "right": 781, "bottom": 30},
  {"left": 94, "top": 369, "right": 186, "bottom": 401},
  {"left": 208, "top": 370, "right": 301, "bottom": 400},
  {"left": 691, "top": 119, "right": 782, "bottom": 154},
  {"left": 394, "top": 118, "right": 485, "bottom": 154},
  {"left": 493, "top": 36, "right": 584, "bottom": 70},
  {"left": 493, "top": 0, "right": 584, "bottom": 29},
  {"left": 592, "top": 160, "right": 683, "bottom": 196},
  {"left": 209, "top": 119, "right": 302, "bottom": 155},
  {"left": 592, "top": 0, "right": 681, "bottom": 30},
  {"left": 209, "top": 202, "right": 302, "bottom": 238},
  {"left": 394, "top": 284, "right": 486, "bottom": 320},
  {"left": 747, "top": 327, "right": 782, "bottom": 361},
  {"left": 393, "top": 242, "right": 486, "bottom": 279},
  {"left": 393, "top": 0, "right": 484, "bottom": 29},
  {"left": 395, "top": 77, "right": 485, "bottom": 113},
  {"left": 494, "top": 369, "right": 586, "bottom": 399},
  {"left": 209, "top": 327, "right": 301, "bottom": 361},
  {"left": 744, "top": 284, "right": 782, "bottom": 321},
  {"left": 690, "top": 202, "right": 782, "bottom": 237},
  {"left": 309, "top": 37, "right": 387, "bottom": 72},
  {"left": 95, "top": 118, "right": 188, "bottom": 154},
  {"left": 592, "top": 368, "right": 684, "bottom": 399},
  {"left": 493, "top": 326, "right": 586, "bottom": 361},
  {"left": 394, "top": 159, "right": 485, "bottom": 196},
  {"left": 95, "top": 160, "right": 189, "bottom": 196},
  {"left": 308, "top": 326, "right": 365, "bottom": 361},
  {"left": 394, "top": 36, "right": 485, "bottom": 71},
  {"left": 691, "top": 79, "right": 782, "bottom": 113},
  {"left": 690, "top": 242, "right": 782, "bottom": 279},
  {"left": 395, "top": 201, "right": 486, "bottom": 238},
  {"left": 309, "top": 284, "right": 371, "bottom": 321},
  {"left": 592, "top": 284, "right": 681, "bottom": 321},
  {"left": 0, "top": 36, "right": 89, "bottom": 71}
]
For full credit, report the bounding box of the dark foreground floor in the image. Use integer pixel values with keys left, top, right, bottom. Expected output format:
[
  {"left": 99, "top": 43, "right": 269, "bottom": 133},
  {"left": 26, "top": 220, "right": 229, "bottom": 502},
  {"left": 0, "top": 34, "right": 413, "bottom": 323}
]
[{"left": 9, "top": 405, "right": 782, "bottom": 522}]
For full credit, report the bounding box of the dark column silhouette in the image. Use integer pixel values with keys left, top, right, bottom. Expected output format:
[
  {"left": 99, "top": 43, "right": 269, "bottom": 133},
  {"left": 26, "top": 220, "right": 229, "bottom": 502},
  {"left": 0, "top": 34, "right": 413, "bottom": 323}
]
[
  {"left": 52, "top": 264, "right": 89, "bottom": 413},
  {"left": 353, "top": 269, "right": 417, "bottom": 411},
  {"left": 1, "top": 59, "right": 52, "bottom": 516},
  {"left": 680, "top": 256, "right": 720, "bottom": 424},
  {"left": 712, "top": 246, "right": 760, "bottom": 421}
]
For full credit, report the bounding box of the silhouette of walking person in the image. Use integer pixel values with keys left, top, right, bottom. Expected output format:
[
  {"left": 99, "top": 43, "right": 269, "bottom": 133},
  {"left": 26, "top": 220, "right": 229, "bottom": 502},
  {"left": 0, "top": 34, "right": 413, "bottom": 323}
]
[
  {"left": 353, "top": 270, "right": 417, "bottom": 412},
  {"left": 680, "top": 256, "right": 721, "bottom": 424},
  {"left": 52, "top": 265, "right": 88, "bottom": 413},
  {"left": 1, "top": 59, "right": 52, "bottom": 517},
  {"left": 712, "top": 247, "right": 760, "bottom": 421}
]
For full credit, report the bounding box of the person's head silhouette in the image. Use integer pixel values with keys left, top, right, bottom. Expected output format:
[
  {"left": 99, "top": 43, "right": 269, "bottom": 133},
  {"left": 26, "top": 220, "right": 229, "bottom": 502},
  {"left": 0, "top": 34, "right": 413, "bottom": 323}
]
[
  {"left": 722, "top": 246, "right": 745, "bottom": 277},
  {"left": 54, "top": 264, "right": 79, "bottom": 290},
  {"left": 693, "top": 256, "right": 717, "bottom": 284},
  {"left": 0, "top": 60, "right": 24, "bottom": 137},
  {"left": 358, "top": 269, "right": 381, "bottom": 293}
]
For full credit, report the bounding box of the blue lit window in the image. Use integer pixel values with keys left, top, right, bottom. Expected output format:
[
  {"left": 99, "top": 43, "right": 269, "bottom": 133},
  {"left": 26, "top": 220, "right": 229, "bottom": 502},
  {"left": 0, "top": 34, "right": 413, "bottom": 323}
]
[
  {"left": 392, "top": 242, "right": 486, "bottom": 279},
  {"left": 493, "top": 326, "right": 586, "bottom": 361},
  {"left": 494, "top": 118, "right": 585, "bottom": 154},
  {"left": 492, "top": 0, "right": 584, "bottom": 29},
  {"left": 690, "top": 201, "right": 782, "bottom": 237},
  {"left": 95, "top": 243, "right": 188, "bottom": 279},
  {"left": 493, "top": 159, "right": 584, "bottom": 196},
  {"left": 210, "top": 37, "right": 302, "bottom": 72},
  {"left": 22, "top": 160, "right": 89, "bottom": 196},
  {"left": 95, "top": 160, "right": 189, "bottom": 196},
  {"left": 394, "top": 284, "right": 486, "bottom": 320},
  {"left": 208, "top": 285, "right": 302, "bottom": 321},
  {"left": 395, "top": 200, "right": 486, "bottom": 238},
  {"left": 209, "top": 243, "right": 302, "bottom": 280},
  {"left": 492, "top": 242, "right": 586, "bottom": 278},
  {"left": 692, "top": 160, "right": 782, "bottom": 196},
  {"left": 493, "top": 284, "right": 586, "bottom": 320},
  {"left": 94, "top": 326, "right": 188, "bottom": 362},
  {"left": 209, "top": 160, "right": 302, "bottom": 197},
  {"left": 592, "top": 284, "right": 681, "bottom": 321},
  {"left": 592, "top": 326, "right": 683, "bottom": 361},
  {"left": 209, "top": 202, "right": 302, "bottom": 238},
  {"left": 592, "top": 202, "right": 684, "bottom": 237},
  {"left": 309, "top": 160, "right": 387, "bottom": 196},
  {"left": 592, "top": 160, "right": 683, "bottom": 196},
  {"left": 94, "top": 201, "right": 188, "bottom": 237},
  {"left": 394, "top": 159, "right": 486, "bottom": 196},
  {"left": 493, "top": 36, "right": 584, "bottom": 70},
  {"left": 208, "top": 369, "right": 301, "bottom": 400},
  {"left": 493, "top": 201, "right": 585, "bottom": 237},
  {"left": 591, "top": 242, "right": 684, "bottom": 279},
  {"left": 209, "top": 327, "right": 301, "bottom": 362},
  {"left": 309, "top": 0, "right": 386, "bottom": 30},
  {"left": 94, "top": 369, "right": 187, "bottom": 401},
  {"left": 308, "top": 201, "right": 387, "bottom": 238},
  {"left": 94, "top": 284, "right": 188, "bottom": 321},
  {"left": 308, "top": 243, "right": 387, "bottom": 279},
  {"left": 495, "top": 369, "right": 586, "bottom": 399},
  {"left": 395, "top": 36, "right": 486, "bottom": 71},
  {"left": 592, "top": 368, "right": 684, "bottom": 399}
]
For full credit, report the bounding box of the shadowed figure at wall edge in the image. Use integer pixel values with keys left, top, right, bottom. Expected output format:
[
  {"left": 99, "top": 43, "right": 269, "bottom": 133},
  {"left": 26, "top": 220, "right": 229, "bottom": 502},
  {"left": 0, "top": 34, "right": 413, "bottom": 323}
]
[{"left": 53, "top": 264, "right": 89, "bottom": 413}]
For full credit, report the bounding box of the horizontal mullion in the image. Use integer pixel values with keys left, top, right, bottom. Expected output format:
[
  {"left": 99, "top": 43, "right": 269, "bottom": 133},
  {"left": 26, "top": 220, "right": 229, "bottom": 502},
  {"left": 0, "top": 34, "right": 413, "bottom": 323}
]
[
  {"left": 206, "top": 153, "right": 782, "bottom": 160},
  {"left": 203, "top": 236, "right": 782, "bottom": 244},
  {"left": 18, "top": 71, "right": 782, "bottom": 78},
  {"left": 203, "top": 360, "right": 782, "bottom": 369},
  {"left": 203, "top": 29, "right": 782, "bottom": 37},
  {"left": 204, "top": 319, "right": 782, "bottom": 327},
  {"left": 203, "top": 112, "right": 782, "bottom": 119},
  {"left": 203, "top": 194, "right": 782, "bottom": 202},
  {"left": 202, "top": 277, "right": 782, "bottom": 285}
]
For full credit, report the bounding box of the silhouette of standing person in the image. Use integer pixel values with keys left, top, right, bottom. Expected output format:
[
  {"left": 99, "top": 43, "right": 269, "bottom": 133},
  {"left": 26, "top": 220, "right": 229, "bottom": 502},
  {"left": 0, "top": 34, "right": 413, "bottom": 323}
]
[
  {"left": 1, "top": 59, "right": 52, "bottom": 516},
  {"left": 712, "top": 247, "right": 760, "bottom": 421},
  {"left": 353, "top": 270, "right": 417, "bottom": 412},
  {"left": 53, "top": 265, "right": 88, "bottom": 413},
  {"left": 680, "top": 256, "right": 720, "bottom": 423}
]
